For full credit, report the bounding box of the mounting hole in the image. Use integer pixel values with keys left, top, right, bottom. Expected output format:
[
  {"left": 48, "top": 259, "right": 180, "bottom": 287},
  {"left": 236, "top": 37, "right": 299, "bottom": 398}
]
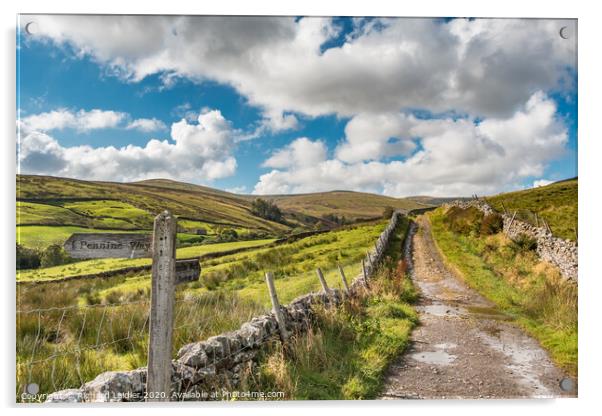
[
  {"left": 25, "top": 21, "right": 38, "bottom": 35},
  {"left": 559, "top": 378, "right": 574, "bottom": 392},
  {"left": 26, "top": 383, "right": 39, "bottom": 395}
]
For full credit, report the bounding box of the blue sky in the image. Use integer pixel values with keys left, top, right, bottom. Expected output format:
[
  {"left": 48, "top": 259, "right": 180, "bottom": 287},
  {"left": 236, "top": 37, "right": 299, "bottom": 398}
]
[{"left": 17, "top": 16, "right": 577, "bottom": 197}]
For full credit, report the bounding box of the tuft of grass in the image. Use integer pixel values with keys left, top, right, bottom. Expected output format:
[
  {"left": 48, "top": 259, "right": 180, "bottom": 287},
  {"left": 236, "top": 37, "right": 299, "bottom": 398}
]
[{"left": 428, "top": 208, "right": 577, "bottom": 375}]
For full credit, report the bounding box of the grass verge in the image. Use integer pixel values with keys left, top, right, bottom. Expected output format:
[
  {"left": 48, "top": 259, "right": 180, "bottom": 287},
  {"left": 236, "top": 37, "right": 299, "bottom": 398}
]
[
  {"left": 428, "top": 208, "right": 577, "bottom": 375},
  {"left": 248, "top": 217, "right": 418, "bottom": 400}
]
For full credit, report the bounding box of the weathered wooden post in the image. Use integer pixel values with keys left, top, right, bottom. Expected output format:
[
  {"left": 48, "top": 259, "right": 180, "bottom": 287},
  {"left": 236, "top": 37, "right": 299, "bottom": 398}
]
[
  {"left": 337, "top": 264, "right": 350, "bottom": 294},
  {"left": 147, "top": 211, "right": 177, "bottom": 402},
  {"left": 361, "top": 258, "right": 370, "bottom": 288},
  {"left": 507, "top": 210, "right": 518, "bottom": 231},
  {"left": 265, "top": 272, "right": 289, "bottom": 342},
  {"left": 316, "top": 268, "right": 330, "bottom": 293},
  {"left": 543, "top": 218, "right": 552, "bottom": 234}
]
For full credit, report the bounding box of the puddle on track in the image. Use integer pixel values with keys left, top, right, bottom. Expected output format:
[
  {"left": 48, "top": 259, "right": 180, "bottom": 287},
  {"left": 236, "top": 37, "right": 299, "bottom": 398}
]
[
  {"left": 416, "top": 303, "right": 465, "bottom": 317},
  {"left": 477, "top": 329, "right": 557, "bottom": 397},
  {"left": 416, "top": 302, "right": 511, "bottom": 322},
  {"left": 410, "top": 350, "right": 457, "bottom": 365},
  {"left": 409, "top": 340, "right": 458, "bottom": 366},
  {"left": 466, "top": 305, "right": 513, "bottom": 321}
]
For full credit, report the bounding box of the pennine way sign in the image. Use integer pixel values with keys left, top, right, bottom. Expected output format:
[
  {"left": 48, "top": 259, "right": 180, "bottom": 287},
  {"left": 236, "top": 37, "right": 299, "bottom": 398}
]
[
  {"left": 63, "top": 232, "right": 201, "bottom": 285},
  {"left": 175, "top": 259, "right": 201, "bottom": 285},
  {"left": 64, "top": 233, "right": 152, "bottom": 259}
]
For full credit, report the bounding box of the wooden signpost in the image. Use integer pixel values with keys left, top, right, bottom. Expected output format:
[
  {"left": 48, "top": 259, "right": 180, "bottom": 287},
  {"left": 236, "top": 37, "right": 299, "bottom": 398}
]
[
  {"left": 63, "top": 211, "right": 201, "bottom": 402},
  {"left": 147, "top": 211, "right": 176, "bottom": 402}
]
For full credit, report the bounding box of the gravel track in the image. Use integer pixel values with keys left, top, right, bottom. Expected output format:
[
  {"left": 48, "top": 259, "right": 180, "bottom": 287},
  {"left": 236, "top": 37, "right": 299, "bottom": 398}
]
[{"left": 380, "top": 216, "right": 576, "bottom": 399}]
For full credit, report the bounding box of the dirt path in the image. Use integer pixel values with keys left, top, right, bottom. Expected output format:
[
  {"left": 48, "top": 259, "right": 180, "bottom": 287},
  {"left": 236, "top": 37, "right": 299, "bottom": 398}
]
[{"left": 380, "top": 216, "right": 575, "bottom": 399}]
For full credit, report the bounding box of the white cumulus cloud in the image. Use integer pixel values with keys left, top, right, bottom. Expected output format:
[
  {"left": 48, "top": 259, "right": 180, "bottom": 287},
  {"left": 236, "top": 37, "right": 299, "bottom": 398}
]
[
  {"left": 18, "top": 109, "right": 237, "bottom": 183},
  {"left": 263, "top": 137, "right": 327, "bottom": 169},
  {"left": 20, "top": 109, "right": 126, "bottom": 133},
  {"left": 23, "top": 16, "right": 576, "bottom": 120},
  {"left": 126, "top": 118, "right": 167, "bottom": 132},
  {"left": 254, "top": 92, "right": 568, "bottom": 197},
  {"left": 533, "top": 179, "right": 554, "bottom": 188},
  {"left": 20, "top": 108, "right": 167, "bottom": 134}
]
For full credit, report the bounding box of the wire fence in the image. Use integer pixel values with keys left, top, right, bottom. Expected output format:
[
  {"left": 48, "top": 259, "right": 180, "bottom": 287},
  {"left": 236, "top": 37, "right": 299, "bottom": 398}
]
[
  {"left": 17, "top": 212, "right": 402, "bottom": 402},
  {"left": 481, "top": 197, "right": 560, "bottom": 235},
  {"left": 16, "top": 291, "right": 269, "bottom": 400}
]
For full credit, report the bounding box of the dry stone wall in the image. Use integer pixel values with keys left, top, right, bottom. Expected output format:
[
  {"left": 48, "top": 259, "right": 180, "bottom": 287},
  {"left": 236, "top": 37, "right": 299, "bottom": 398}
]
[
  {"left": 45, "top": 212, "right": 404, "bottom": 403},
  {"left": 444, "top": 200, "right": 577, "bottom": 282}
]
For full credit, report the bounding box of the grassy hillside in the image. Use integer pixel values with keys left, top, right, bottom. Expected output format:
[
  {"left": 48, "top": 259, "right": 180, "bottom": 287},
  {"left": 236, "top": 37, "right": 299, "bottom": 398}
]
[
  {"left": 264, "top": 190, "right": 427, "bottom": 220},
  {"left": 17, "top": 175, "right": 429, "bottom": 251},
  {"left": 485, "top": 179, "right": 578, "bottom": 241},
  {"left": 17, "top": 175, "right": 289, "bottom": 235},
  {"left": 406, "top": 196, "right": 469, "bottom": 206}
]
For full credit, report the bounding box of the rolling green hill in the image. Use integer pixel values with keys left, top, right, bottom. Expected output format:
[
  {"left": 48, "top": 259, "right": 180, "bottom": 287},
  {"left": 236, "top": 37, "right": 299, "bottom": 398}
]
[
  {"left": 263, "top": 190, "right": 427, "bottom": 220},
  {"left": 485, "top": 178, "right": 578, "bottom": 241},
  {"left": 16, "top": 175, "right": 426, "bottom": 250},
  {"left": 17, "top": 175, "right": 288, "bottom": 234},
  {"left": 407, "top": 195, "right": 470, "bottom": 206}
]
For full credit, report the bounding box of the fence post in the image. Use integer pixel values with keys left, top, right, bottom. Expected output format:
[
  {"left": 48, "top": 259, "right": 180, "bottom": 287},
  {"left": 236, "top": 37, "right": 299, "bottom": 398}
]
[
  {"left": 361, "top": 258, "right": 370, "bottom": 288},
  {"left": 146, "top": 211, "right": 177, "bottom": 402},
  {"left": 316, "top": 268, "right": 330, "bottom": 293},
  {"left": 507, "top": 210, "right": 518, "bottom": 231},
  {"left": 337, "top": 264, "right": 350, "bottom": 294},
  {"left": 265, "top": 272, "right": 289, "bottom": 342},
  {"left": 543, "top": 218, "right": 552, "bottom": 234}
]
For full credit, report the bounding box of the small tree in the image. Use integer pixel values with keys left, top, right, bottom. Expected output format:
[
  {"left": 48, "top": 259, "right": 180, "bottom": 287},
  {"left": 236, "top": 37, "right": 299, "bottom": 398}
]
[
  {"left": 16, "top": 244, "right": 41, "bottom": 270},
  {"left": 217, "top": 228, "right": 238, "bottom": 242},
  {"left": 40, "top": 244, "right": 72, "bottom": 268},
  {"left": 251, "top": 198, "right": 283, "bottom": 223}
]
